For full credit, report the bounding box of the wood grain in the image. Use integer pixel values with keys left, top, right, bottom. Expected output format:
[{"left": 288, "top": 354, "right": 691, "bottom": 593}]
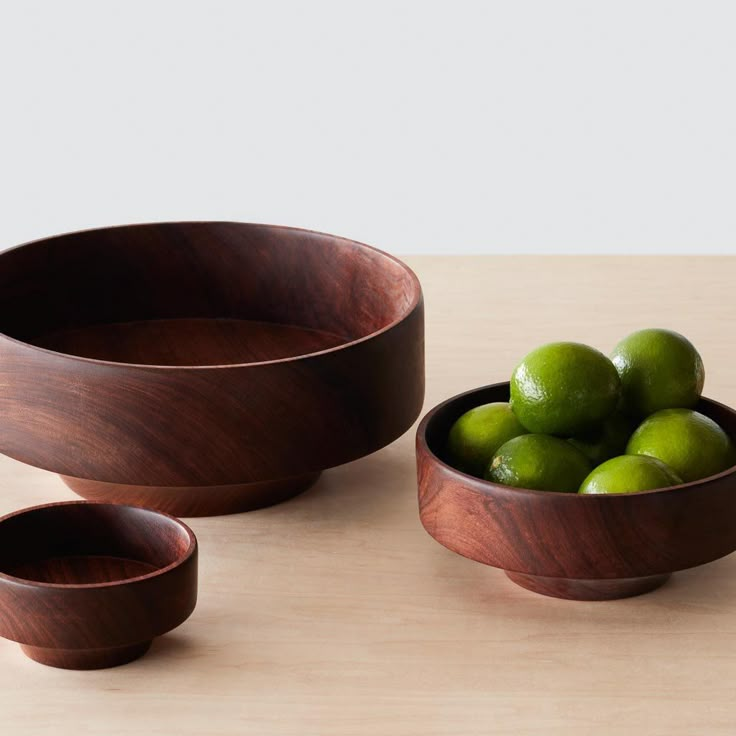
[
  {"left": 0, "top": 501, "right": 197, "bottom": 669},
  {"left": 417, "top": 383, "right": 736, "bottom": 599},
  {"left": 35, "top": 318, "right": 347, "bottom": 365},
  {"left": 0, "top": 222, "right": 425, "bottom": 515},
  {"left": 0, "top": 256, "right": 735, "bottom": 735}
]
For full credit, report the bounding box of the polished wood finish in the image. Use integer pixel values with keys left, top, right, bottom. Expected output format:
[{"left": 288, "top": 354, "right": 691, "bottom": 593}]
[
  {"left": 35, "top": 318, "right": 347, "bottom": 365},
  {"left": 505, "top": 570, "right": 671, "bottom": 600},
  {"left": 417, "top": 382, "right": 736, "bottom": 600},
  {"left": 0, "top": 222, "right": 424, "bottom": 516},
  {"left": 1, "top": 256, "right": 735, "bottom": 735},
  {"left": 0, "top": 501, "right": 197, "bottom": 669},
  {"left": 60, "top": 471, "right": 322, "bottom": 517}
]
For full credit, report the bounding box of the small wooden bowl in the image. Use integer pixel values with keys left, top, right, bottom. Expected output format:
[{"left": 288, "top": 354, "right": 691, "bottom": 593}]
[
  {"left": 0, "top": 501, "right": 197, "bottom": 669},
  {"left": 417, "top": 382, "right": 736, "bottom": 600},
  {"left": 0, "top": 222, "right": 424, "bottom": 516}
]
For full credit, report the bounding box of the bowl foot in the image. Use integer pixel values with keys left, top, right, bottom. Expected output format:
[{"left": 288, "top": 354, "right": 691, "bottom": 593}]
[
  {"left": 60, "top": 472, "right": 322, "bottom": 517},
  {"left": 505, "top": 571, "right": 671, "bottom": 600},
  {"left": 20, "top": 640, "right": 152, "bottom": 669}
]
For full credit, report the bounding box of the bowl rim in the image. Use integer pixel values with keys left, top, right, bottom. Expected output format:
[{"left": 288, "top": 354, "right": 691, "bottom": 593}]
[
  {"left": 0, "top": 500, "right": 197, "bottom": 590},
  {"left": 417, "top": 381, "right": 736, "bottom": 498},
  {"left": 0, "top": 220, "right": 423, "bottom": 370}
]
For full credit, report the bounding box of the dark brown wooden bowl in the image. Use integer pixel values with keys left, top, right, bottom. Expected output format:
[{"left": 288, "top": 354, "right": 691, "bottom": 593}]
[
  {"left": 0, "top": 501, "right": 197, "bottom": 669},
  {"left": 417, "top": 382, "right": 736, "bottom": 600},
  {"left": 0, "top": 222, "right": 424, "bottom": 516}
]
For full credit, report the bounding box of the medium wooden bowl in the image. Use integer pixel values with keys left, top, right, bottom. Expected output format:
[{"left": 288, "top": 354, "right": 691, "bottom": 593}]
[
  {"left": 417, "top": 382, "right": 736, "bottom": 600},
  {"left": 0, "top": 222, "right": 424, "bottom": 516},
  {"left": 0, "top": 501, "right": 197, "bottom": 669}
]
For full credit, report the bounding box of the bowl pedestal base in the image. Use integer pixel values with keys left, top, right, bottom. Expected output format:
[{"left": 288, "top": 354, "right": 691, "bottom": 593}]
[
  {"left": 505, "top": 570, "right": 671, "bottom": 600},
  {"left": 20, "top": 640, "right": 152, "bottom": 670},
  {"left": 60, "top": 472, "right": 322, "bottom": 517}
]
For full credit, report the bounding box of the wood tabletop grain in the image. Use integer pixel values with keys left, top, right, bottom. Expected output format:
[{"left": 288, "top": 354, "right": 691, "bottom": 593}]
[{"left": 1, "top": 256, "right": 735, "bottom": 735}]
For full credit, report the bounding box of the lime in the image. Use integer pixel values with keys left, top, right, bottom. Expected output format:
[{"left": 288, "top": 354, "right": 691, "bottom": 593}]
[
  {"left": 626, "top": 408, "right": 735, "bottom": 482},
  {"left": 485, "top": 434, "right": 592, "bottom": 493},
  {"left": 611, "top": 328, "right": 705, "bottom": 417},
  {"left": 568, "top": 411, "right": 635, "bottom": 465},
  {"left": 578, "top": 455, "right": 682, "bottom": 495},
  {"left": 510, "top": 342, "right": 620, "bottom": 436},
  {"left": 446, "top": 402, "right": 528, "bottom": 477}
]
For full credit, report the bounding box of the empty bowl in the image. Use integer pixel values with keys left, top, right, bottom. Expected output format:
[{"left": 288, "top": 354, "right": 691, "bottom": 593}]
[
  {"left": 0, "top": 222, "right": 424, "bottom": 516},
  {"left": 0, "top": 501, "right": 197, "bottom": 668},
  {"left": 417, "top": 382, "right": 736, "bottom": 600}
]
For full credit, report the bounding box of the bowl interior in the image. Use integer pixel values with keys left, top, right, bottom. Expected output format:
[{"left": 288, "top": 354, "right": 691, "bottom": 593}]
[
  {"left": 424, "top": 384, "right": 512, "bottom": 470},
  {"left": 424, "top": 382, "right": 736, "bottom": 489},
  {"left": 0, "top": 504, "right": 192, "bottom": 585},
  {"left": 0, "top": 223, "right": 418, "bottom": 366}
]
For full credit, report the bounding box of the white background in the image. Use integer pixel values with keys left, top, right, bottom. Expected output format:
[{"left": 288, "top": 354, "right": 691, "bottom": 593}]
[{"left": 1, "top": 0, "right": 735, "bottom": 255}]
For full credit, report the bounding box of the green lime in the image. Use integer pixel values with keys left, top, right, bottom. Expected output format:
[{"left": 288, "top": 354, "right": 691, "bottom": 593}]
[
  {"left": 626, "top": 408, "right": 735, "bottom": 482},
  {"left": 568, "top": 411, "right": 635, "bottom": 465},
  {"left": 485, "top": 434, "right": 592, "bottom": 493},
  {"left": 578, "top": 455, "right": 682, "bottom": 495},
  {"left": 611, "top": 328, "right": 705, "bottom": 417},
  {"left": 446, "top": 402, "right": 528, "bottom": 477},
  {"left": 510, "top": 342, "right": 620, "bottom": 436}
]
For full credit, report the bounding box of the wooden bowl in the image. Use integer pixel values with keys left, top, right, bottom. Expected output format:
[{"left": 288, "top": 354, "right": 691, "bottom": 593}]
[
  {"left": 417, "top": 382, "right": 736, "bottom": 600},
  {"left": 0, "top": 222, "right": 424, "bottom": 516},
  {"left": 0, "top": 501, "right": 197, "bottom": 669}
]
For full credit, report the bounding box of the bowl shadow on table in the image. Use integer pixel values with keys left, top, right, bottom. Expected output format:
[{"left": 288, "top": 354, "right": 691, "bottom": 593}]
[
  {"left": 0, "top": 616, "right": 207, "bottom": 672},
  {"left": 131, "top": 448, "right": 417, "bottom": 670},
  {"left": 142, "top": 631, "right": 202, "bottom": 664},
  {"left": 648, "top": 555, "right": 736, "bottom": 604},
  {"left": 424, "top": 539, "right": 736, "bottom": 615},
  {"left": 494, "top": 554, "right": 736, "bottom": 608},
  {"left": 47, "top": 432, "right": 414, "bottom": 525},
  {"left": 253, "top": 446, "right": 416, "bottom": 524}
]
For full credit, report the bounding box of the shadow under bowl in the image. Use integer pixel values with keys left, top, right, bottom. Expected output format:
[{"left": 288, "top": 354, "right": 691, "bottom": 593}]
[
  {"left": 0, "top": 501, "right": 197, "bottom": 669},
  {"left": 416, "top": 382, "right": 736, "bottom": 600},
  {"left": 0, "top": 222, "right": 425, "bottom": 516}
]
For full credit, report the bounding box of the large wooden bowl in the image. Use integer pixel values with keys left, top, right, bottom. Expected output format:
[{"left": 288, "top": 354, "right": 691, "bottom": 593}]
[
  {"left": 0, "top": 222, "right": 424, "bottom": 516},
  {"left": 417, "top": 382, "right": 736, "bottom": 600},
  {"left": 0, "top": 501, "right": 197, "bottom": 669}
]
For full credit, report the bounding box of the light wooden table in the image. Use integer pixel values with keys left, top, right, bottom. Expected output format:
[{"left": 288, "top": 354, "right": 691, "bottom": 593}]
[{"left": 1, "top": 256, "right": 735, "bottom": 735}]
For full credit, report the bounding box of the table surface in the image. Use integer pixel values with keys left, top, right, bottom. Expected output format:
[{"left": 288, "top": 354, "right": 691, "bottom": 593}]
[{"left": 1, "top": 256, "right": 735, "bottom": 736}]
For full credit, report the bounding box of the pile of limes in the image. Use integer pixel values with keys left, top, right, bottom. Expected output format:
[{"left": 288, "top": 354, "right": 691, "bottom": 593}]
[{"left": 446, "top": 328, "right": 736, "bottom": 494}]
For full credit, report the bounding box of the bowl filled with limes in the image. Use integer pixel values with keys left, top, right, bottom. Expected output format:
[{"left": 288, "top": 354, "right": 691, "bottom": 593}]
[{"left": 416, "top": 329, "right": 736, "bottom": 600}]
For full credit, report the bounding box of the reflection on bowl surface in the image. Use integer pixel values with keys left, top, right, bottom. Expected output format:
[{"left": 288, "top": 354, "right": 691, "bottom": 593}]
[
  {"left": 417, "top": 382, "right": 736, "bottom": 600},
  {"left": 0, "top": 223, "right": 425, "bottom": 516},
  {"left": 0, "top": 503, "right": 190, "bottom": 584},
  {"left": 0, "top": 221, "right": 418, "bottom": 367},
  {"left": 0, "top": 502, "right": 197, "bottom": 669},
  {"left": 34, "top": 318, "right": 348, "bottom": 366}
]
